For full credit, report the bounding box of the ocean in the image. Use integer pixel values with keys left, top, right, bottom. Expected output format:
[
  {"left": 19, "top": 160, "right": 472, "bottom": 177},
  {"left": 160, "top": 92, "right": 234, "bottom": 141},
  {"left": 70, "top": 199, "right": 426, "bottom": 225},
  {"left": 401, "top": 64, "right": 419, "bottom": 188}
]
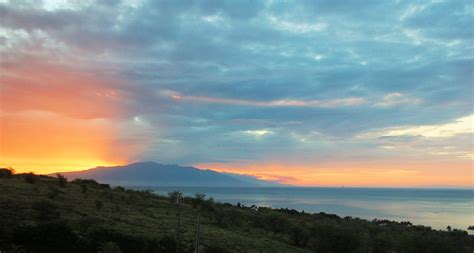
[{"left": 147, "top": 186, "right": 474, "bottom": 232}]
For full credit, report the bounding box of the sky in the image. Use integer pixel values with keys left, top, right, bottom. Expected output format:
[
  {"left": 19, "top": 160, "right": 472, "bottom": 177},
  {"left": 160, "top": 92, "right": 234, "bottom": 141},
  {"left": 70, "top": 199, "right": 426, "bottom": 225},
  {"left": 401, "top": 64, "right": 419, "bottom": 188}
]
[{"left": 0, "top": 0, "right": 472, "bottom": 187}]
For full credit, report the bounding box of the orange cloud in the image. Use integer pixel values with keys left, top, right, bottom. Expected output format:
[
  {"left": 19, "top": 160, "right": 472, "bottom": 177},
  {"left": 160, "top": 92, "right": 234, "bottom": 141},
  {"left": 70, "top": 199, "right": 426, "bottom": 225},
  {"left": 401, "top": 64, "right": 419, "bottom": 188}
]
[
  {"left": 1, "top": 58, "right": 123, "bottom": 119},
  {"left": 159, "top": 90, "right": 366, "bottom": 108},
  {"left": 0, "top": 58, "right": 139, "bottom": 173}
]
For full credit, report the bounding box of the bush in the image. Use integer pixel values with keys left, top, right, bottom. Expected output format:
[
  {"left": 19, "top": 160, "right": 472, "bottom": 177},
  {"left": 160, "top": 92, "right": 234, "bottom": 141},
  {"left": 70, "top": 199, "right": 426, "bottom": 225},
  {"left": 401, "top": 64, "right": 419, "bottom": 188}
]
[
  {"left": 192, "top": 193, "right": 206, "bottom": 208},
  {"left": 80, "top": 183, "right": 88, "bottom": 194},
  {"left": 13, "top": 222, "right": 79, "bottom": 252},
  {"left": 7, "top": 244, "right": 26, "bottom": 253},
  {"left": 204, "top": 244, "right": 229, "bottom": 253},
  {"left": 32, "top": 200, "right": 60, "bottom": 220},
  {"left": 95, "top": 200, "right": 103, "bottom": 210},
  {"left": 100, "top": 183, "right": 110, "bottom": 189},
  {"left": 168, "top": 191, "right": 182, "bottom": 205},
  {"left": 158, "top": 236, "right": 177, "bottom": 253},
  {"left": 262, "top": 211, "right": 290, "bottom": 235},
  {"left": 98, "top": 241, "right": 122, "bottom": 253},
  {"left": 13, "top": 222, "right": 78, "bottom": 252},
  {"left": 115, "top": 186, "right": 125, "bottom": 192},
  {"left": 88, "top": 228, "right": 155, "bottom": 253},
  {"left": 23, "top": 173, "right": 37, "bottom": 184},
  {"left": 71, "top": 178, "right": 100, "bottom": 187},
  {"left": 57, "top": 174, "right": 67, "bottom": 187},
  {"left": 47, "top": 187, "right": 64, "bottom": 200},
  {"left": 289, "top": 223, "right": 311, "bottom": 247},
  {"left": 0, "top": 167, "right": 14, "bottom": 178}
]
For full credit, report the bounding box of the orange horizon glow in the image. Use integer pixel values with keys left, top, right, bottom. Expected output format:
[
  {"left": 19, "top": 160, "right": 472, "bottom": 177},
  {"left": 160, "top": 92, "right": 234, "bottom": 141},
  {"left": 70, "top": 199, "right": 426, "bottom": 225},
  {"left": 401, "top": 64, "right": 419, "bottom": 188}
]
[
  {"left": 0, "top": 111, "right": 126, "bottom": 174},
  {"left": 196, "top": 162, "right": 474, "bottom": 188},
  {"left": 1, "top": 61, "right": 472, "bottom": 185},
  {"left": 0, "top": 60, "right": 137, "bottom": 174}
]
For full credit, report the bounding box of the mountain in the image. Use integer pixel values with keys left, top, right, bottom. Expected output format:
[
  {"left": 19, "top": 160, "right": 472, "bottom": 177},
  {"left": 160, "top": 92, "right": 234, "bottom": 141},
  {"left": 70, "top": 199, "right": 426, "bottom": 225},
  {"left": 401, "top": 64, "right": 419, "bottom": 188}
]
[
  {"left": 56, "top": 162, "right": 281, "bottom": 187},
  {"left": 222, "top": 172, "right": 283, "bottom": 187}
]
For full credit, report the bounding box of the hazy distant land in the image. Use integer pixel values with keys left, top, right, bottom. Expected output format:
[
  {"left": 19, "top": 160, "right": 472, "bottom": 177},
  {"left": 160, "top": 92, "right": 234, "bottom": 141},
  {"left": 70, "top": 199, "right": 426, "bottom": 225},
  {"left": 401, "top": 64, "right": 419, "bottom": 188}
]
[{"left": 56, "top": 162, "right": 283, "bottom": 187}]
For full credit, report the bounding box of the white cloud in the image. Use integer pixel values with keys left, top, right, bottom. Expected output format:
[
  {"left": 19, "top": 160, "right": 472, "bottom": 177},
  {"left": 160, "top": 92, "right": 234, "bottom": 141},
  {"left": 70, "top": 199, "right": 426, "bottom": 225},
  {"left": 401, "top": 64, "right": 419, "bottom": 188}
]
[
  {"left": 361, "top": 114, "right": 474, "bottom": 138},
  {"left": 268, "top": 16, "right": 327, "bottom": 33},
  {"left": 159, "top": 90, "right": 366, "bottom": 108},
  {"left": 242, "top": 129, "right": 273, "bottom": 137},
  {"left": 375, "top": 92, "right": 422, "bottom": 107}
]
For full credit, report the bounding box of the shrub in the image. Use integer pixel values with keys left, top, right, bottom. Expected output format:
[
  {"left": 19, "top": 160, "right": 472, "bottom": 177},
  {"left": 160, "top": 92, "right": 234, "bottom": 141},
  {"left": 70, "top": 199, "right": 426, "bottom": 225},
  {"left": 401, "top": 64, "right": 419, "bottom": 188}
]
[
  {"left": 98, "top": 241, "right": 121, "bottom": 253},
  {"left": 47, "top": 187, "right": 64, "bottom": 200},
  {"left": 0, "top": 167, "right": 14, "bottom": 178},
  {"left": 57, "top": 174, "right": 67, "bottom": 187},
  {"left": 204, "top": 244, "right": 229, "bottom": 253},
  {"left": 80, "top": 183, "right": 88, "bottom": 194},
  {"left": 13, "top": 222, "right": 78, "bottom": 252},
  {"left": 115, "top": 186, "right": 125, "bottom": 192},
  {"left": 100, "top": 183, "right": 110, "bottom": 189},
  {"left": 95, "top": 200, "right": 103, "bottom": 210},
  {"left": 7, "top": 244, "right": 26, "bottom": 253},
  {"left": 289, "top": 223, "right": 311, "bottom": 247},
  {"left": 23, "top": 173, "right": 37, "bottom": 184},
  {"left": 262, "top": 211, "right": 290, "bottom": 235},
  {"left": 88, "top": 228, "right": 153, "bottom": 253},
  {"left": 192, "top": 193, "right": 206, "bottom": 208},
  {"left": 71, "top": 178, "right": 100, "bottom": 187},
  {"left": 158, "top": 236, "right": 177, "bottom": 253},
  {"left": 32, "top": 200, "right": 60, "bottom": 220},
  {"left": 168, "top": 191, "right": 182, "bottom": 205}
]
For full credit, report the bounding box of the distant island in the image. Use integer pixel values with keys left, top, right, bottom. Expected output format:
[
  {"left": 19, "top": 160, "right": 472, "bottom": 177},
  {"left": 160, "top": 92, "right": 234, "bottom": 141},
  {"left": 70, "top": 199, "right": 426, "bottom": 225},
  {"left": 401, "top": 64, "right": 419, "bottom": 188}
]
[
  {"left": 55, "top": 162, "right": 283, "bottom": 187},
  {"left": 1, "top": 168, "right": 473, "bottom": 253}
]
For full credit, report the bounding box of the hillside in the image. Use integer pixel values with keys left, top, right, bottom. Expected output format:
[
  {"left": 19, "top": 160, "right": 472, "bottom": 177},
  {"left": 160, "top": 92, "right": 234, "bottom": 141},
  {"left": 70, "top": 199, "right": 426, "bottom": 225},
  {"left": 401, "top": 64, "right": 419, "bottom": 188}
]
[
  {"left": 0, "top": 169, "right": 473, "bottom": 253},
  {"left": 56, "top": 162, "right": 280, "bottom": 187}
]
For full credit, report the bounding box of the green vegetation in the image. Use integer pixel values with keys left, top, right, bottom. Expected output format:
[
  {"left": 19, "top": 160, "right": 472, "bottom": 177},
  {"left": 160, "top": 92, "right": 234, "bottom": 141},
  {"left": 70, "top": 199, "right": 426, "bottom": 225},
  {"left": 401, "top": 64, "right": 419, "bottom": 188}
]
[{"left": 0, "top": 169, "right": 473, "bottom": 253}]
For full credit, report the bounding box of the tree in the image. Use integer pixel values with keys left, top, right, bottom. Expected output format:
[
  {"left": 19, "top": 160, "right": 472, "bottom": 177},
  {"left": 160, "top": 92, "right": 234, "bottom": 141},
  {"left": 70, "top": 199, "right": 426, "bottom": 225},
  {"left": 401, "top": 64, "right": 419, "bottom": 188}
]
[
  {"left": 47, "top": 187, "right": 64, "bottom": 200},
  {"left": 193, "top": 193, "right": 206, "bottom": 253},
  {"left": 23, "top": 173, "right": 37, "bottom": 184},
  {"left": 98, "top": 241, "right": 121, "bottom": 253},
  {"left": 80, "top": 183, "right": 88, "bottom": 194},
  {"left": 168, "top": 191, "right": 182, "bottom": 204},
  {"left": 32, "top": 200, "right": 60, "bottom": 220},
  {"left": 158, "top": 236, "right": 177, "bottom": 253},
  {"left": 57, "top": 174, "right": 67, "bottom": 187},
  {"left": 8, "top": 244, "right": 26, "bottom": 253},
  {"left": 289, "top": 223, "right": 310, "bottom": 247},
  {"left": 192, "top": 193, "right": 206, "bottom": 208},
  {"left": 167, "top": 191, "right": 182, "bottom": 253},
  {"left": 0, "top": 167, "right": 14, "bottom": 178},
  {"left": 95, "top": 200, "right": 103, "bottom": 210},
  {"left": 262, "top": 212, "right": 289, "bottom": 235},
  {"left": 13, "top": 222, "right": 78, "bottom": 252}
]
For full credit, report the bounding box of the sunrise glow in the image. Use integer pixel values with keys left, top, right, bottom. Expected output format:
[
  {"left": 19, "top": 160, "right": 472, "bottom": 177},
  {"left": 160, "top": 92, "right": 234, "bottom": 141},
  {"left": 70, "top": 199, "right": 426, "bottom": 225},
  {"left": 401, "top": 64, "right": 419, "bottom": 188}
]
[{"left": 0, "top": 0, "right": 472, "bottom": 188}]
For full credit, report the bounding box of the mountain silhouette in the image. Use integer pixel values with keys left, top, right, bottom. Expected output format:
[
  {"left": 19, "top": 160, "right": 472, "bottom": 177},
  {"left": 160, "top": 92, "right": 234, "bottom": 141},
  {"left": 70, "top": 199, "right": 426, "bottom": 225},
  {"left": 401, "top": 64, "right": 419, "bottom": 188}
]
[{"left": 56, "top": 162, "right": 281, "bottom": 187}]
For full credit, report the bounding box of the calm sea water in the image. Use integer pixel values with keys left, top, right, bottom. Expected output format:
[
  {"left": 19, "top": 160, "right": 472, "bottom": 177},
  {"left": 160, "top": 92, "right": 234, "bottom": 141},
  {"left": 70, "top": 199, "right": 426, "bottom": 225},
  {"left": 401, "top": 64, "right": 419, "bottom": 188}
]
[{"left": 147, "top": 186, "right": 474, "bottom": 232}]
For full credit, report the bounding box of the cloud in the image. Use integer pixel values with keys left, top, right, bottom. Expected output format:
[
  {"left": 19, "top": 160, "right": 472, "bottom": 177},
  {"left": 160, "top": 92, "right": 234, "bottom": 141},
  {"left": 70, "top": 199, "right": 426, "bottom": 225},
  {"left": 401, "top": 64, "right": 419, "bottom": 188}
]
[
  {"left": 0, "top": 0, "right": 472, "bottom": 185},
  {"left": 354, "top": 115, "right": 473, "bottom": 163},
  {"left": 374, "top": 92, "right": 422, "bottom": 107},
  {"left": 242, "top": 129, "right": 273, "bottom": 137},
  {"left": 160, "top": 90, "right": 366, "bottom": 108},
  {"left": 361, "top": 114, "right": 473, "bottom": 138},
  {"left": 268, "top": 15, "right": 327, "bottom": 33},
  {"left": 0, "top": 58, "right": 126, "bottom": 119}
]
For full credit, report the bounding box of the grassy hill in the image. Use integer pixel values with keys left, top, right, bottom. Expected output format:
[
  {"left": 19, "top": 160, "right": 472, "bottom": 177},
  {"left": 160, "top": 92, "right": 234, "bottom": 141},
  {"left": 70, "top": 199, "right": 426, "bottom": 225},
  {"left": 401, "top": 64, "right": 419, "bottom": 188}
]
[{"left": 0, "top": 169, "right": 473, "bottom": 253}]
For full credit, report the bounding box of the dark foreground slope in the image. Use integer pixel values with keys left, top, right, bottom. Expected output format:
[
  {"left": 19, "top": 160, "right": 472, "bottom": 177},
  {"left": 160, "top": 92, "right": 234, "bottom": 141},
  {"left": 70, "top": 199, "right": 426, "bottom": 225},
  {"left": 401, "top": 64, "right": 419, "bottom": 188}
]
[{"left": 0, "top": 171, "right": 473, "bottom": 253}]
